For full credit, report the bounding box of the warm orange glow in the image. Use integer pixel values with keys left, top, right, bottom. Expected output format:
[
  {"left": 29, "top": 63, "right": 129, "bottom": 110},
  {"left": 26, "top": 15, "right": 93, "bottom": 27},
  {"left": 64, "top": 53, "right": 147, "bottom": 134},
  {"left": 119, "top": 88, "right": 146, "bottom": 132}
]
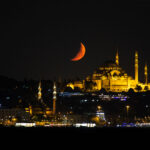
[
  {"left": 71, "top": 42, "right": 86, "bottom": 61},
  {"left": 91, "top": 116, "right": 100, "bottom": 123},
  {"left": 97, "top": 105, "right": 101, "bottom": 110}
]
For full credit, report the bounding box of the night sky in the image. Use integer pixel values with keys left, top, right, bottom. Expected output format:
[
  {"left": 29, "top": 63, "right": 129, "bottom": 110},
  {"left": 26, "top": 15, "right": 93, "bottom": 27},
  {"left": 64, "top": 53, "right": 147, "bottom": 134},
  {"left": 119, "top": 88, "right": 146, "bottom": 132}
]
[{"left": 1, "top": 1, "right": 150, "bottom": 81}]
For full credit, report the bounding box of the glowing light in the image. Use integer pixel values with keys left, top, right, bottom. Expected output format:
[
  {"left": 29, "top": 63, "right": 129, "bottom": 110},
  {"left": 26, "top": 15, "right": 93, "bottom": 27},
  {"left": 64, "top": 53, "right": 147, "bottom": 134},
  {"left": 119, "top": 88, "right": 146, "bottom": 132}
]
[
  {"left": 15, "top": 123, "right": 36, "bottom": 127},
  {"left": 74, "top": 123, "right": 96, "bottom": 127}
]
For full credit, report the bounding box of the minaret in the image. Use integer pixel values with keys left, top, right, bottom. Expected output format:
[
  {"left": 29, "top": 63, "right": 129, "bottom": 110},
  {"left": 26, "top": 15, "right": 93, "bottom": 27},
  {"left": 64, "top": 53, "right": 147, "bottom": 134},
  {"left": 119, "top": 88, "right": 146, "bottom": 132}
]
[
  {"left": 38, "top": 81, "right": 42, "bottom": 100},
  {"left": 115, "top": 49, "right": 119, "bottom": 65},
  {"left": 29, "top": 105, "right": 32, "bottom": 115},
  {"left": 53, "top": 82, "right": 57, "bottom": 115},
  {"left": 135, "top": 51, "right": 138, "bottom": 85},
  {"left": 144, "top": 62, "right": 148, "bottom": 85}
]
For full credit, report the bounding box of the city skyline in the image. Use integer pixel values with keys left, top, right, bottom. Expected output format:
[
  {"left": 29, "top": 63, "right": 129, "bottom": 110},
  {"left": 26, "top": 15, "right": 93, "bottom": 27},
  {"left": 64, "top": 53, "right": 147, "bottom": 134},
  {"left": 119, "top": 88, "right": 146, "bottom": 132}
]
[
  {"left": 1, "top": 0, "right": 150, "bottom": 130},
  {"left": 1, "top": 1, "right": 150, "bottom": 81}
]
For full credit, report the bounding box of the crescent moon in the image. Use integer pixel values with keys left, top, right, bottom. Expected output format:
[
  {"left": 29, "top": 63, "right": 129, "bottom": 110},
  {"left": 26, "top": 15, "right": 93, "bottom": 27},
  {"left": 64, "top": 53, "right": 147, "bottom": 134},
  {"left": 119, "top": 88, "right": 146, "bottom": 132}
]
[{"left": 71, "top": 42, "right": 86, "bottom": 61}]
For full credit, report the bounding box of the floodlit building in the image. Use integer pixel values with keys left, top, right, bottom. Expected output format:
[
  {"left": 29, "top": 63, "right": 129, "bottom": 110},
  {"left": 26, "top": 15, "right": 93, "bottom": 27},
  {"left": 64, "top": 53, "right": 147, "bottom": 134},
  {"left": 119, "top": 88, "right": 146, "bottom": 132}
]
[
  {"left": 0, "top": 108, "right": 30, "bottom": 124},
  {"left": 28, "top": 82, "right": 56, "bottom": 116},
  {"left": 67, "top": 51, "right": 150, "bottom": 92}
]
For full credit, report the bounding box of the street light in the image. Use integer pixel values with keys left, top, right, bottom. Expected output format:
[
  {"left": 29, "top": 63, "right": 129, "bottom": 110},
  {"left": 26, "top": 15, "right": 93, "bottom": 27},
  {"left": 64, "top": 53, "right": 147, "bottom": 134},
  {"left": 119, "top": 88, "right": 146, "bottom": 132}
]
[
  {"left": 97, "top": 105, "right": 101, "bottom": 111},
  {"left": 126, "top": 105, "right": 130, "bottom": 117}
]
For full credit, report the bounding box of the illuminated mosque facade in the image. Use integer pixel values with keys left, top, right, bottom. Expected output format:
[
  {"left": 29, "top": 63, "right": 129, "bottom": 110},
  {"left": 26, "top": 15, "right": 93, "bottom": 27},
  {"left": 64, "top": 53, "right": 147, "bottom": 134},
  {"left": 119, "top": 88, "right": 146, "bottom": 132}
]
[{"left": 67, "top": 51, "right": 150, "bottom": 92}]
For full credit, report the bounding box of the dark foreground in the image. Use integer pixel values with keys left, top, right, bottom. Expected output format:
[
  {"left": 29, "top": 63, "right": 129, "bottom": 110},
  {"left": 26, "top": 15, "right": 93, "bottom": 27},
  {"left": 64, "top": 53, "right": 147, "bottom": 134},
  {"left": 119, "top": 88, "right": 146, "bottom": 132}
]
[
  {"left": 0, "top": 127, "right": 149, "bottom": 145},
  {"left": 1, "top": 126, "right": 150, "bottom": 133}
]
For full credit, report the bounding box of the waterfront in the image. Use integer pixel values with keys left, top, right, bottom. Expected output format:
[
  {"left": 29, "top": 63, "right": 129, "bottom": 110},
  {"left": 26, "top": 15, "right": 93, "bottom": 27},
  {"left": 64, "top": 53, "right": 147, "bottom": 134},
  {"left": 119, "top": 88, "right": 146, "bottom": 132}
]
[{"left": 1, "top": 1, "right": 150, "bottom": 130}]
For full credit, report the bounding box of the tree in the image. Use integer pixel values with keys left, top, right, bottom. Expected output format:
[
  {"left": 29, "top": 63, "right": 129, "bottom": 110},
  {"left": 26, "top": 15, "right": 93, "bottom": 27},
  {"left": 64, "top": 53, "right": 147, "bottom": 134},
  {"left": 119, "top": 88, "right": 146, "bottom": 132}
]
[
  {"left": 144, "top": 86, "right": 149, "bottom": 91},
  {"left": 128, "top": 88, "right": 135, "bottom": 93},
  {"left": 135, "top": 85, "right": 142, "bottom": 92},
  {"left": 84, "top": 80, "right": 96, "bottom": 91},
  {"left": 74, "top": 87, "right": 82, "bottom": 92},
  {"left": 64, "top": 87, "right": 73, "bottom": 92},
  {"left": 99, "top": 88, "right": 107, "bottom": 94}
]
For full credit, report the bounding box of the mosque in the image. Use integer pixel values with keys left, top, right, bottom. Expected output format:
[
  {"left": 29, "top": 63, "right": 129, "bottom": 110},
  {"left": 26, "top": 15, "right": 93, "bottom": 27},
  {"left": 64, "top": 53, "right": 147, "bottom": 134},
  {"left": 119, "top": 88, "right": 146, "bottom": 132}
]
[
  {"left": 67, "top": 51, "right": 150, "bottom": 92},
  {"left": 25, "top": 82, "right": 57, "bottom": 116}
]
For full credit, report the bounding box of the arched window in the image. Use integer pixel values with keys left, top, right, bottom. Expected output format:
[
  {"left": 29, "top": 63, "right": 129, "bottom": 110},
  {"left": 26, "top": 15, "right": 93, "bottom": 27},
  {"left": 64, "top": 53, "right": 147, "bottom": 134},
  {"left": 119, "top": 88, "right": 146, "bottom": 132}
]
[{"left": 113, "top": 73, "right": 117, "bottom": 77}]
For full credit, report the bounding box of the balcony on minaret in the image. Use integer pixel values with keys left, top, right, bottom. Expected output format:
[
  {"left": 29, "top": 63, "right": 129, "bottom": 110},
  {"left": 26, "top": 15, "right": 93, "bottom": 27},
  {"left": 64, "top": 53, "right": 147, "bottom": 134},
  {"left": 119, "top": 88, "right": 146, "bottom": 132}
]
[
  {"left": 135, "top": 51, "right": 138, "bottom": 85},
  {"left": 38, "top": 81, "right": 42, "bottom": 100},
  {"left": 115, "top": 49, "right": 119, "bottom": 66},
  {"left": 144, "top": 63, "right": 148, "bottom": 85}
]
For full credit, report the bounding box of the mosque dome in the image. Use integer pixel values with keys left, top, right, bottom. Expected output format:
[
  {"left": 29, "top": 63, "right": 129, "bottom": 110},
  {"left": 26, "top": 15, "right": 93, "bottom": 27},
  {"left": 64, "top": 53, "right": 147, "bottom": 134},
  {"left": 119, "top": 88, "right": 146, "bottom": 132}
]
[
  {"left": 93, "top": 60, "right": 126, "bottom": 77},
  {"left": 101, "top": 60, "right": 118, "bottom": 68}
]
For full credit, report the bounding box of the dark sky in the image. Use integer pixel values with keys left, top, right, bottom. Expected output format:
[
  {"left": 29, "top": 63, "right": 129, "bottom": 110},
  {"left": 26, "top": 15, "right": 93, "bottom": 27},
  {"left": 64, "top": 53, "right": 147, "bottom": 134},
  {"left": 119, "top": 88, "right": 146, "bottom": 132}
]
[{"left": 1, "top": 0, "right": 150, "bottom": 81}]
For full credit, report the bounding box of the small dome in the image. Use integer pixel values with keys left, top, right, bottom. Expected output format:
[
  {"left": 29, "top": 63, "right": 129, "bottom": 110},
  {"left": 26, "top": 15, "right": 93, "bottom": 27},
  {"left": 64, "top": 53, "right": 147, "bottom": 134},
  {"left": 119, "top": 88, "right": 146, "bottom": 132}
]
[{"left": 102, "top": 60, "right": 118, "bottom": 67}]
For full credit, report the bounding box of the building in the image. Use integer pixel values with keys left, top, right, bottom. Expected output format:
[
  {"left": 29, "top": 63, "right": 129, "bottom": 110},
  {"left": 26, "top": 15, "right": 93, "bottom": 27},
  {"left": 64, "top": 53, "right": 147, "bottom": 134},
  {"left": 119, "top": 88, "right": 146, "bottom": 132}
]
[
  {"left": 0, "top": 108, "right": 31, "bottom": 125},
  {"left": 25, "top": 82, "right": 57, "bottom": 116},
  {"left": 25, "top": 106, "right": 53, "bottom": 116},
  {"left": 67, "top": 51, "right": 150, "bottom": 92}
]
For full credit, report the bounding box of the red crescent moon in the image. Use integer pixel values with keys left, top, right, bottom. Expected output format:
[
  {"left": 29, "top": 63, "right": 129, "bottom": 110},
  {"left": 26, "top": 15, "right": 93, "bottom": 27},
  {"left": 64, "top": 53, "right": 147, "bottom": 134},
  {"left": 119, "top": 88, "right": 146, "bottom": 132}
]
[{"left": 71, "top": 42, "right": 86, "bottom": 61}]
